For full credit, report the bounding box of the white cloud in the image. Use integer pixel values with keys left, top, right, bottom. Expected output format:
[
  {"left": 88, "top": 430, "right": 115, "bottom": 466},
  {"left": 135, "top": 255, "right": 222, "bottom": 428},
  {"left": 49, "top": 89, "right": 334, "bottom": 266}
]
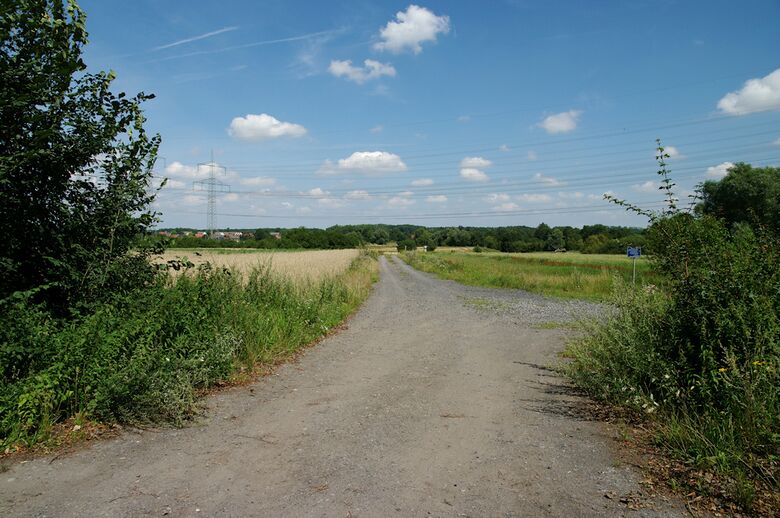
[
  {"left": 328, "top": 59, "right": 396, "bottom": 84},
  {"left": 345, "top": 190, "right": 372, "bottom": 200},
  {"left": 557, "top": 191, "right": 584, "bottom": 199},
  {"left": 460, "top": 168, "right": 489, "bottom": 182},
  {"left": 153, "top": 26, "right": 238, "bottom": 51},
  {"left": 306, "top": 187, "right": 328, "bottom": 198},
  {"left": 460, "top": 156, "right": 492, "bottom": 168},
  {"left": 426, "top": 195, "right": 447, "bottom": 203},
  {"left": 492, "top": 202, "right": 520, "bottom": 212},
  {"left": 281, "top": 202, "right": 294, "bottom": 209},
  {"left": 388, "top": 196, "right": 415, "bottom": 207},
  {"left": 773, "top": 137, "right": 780, "bottom": 145},
  {"left": 182, "top": 194, "right": 203, "bottom": 206},
  {"left": 374, "top": 5, "right": 450, "bottom": 54},
  {"left": 165, "top": 161, "right": 211, "bottom": 179},
  {"left": 457, "top": 115, "right": 471, "bottom": 123},
  {"left": 240, "top": 176, "right": 275, "bottom": 186},
  {"left": 228, "top": 113, "right": 307, "bottom": 141},
  {"left": 499, "top": 144, "right": 510, "bottom": 152},
  {"left": 411, "top": 178, "right": 434, "bottom": 186},
  {"left": 459, "top": 156, "right": 492, "bottom": 182},
  {"left": 222, "top": 192, "right": 240, "bottom": 203},
  {"left": 706, "top": 161, "right": 735, "bottom": 178},
  {"left": 398, "top": 190, "right": 414, "bottom": 197},
  {"left": 527, "top": 150, "right": 538, "bottom": 161},
  {"left": 370, "top": 125, "right": 384, "bottom": 134},
  {"left": 717, "top": 68, "right": 780, "bottom": 115},
  {"left": 533, "top": 173, "right": 566, "bottom": 186},
  {"left": 319, "top": 151, "right": 407, "bottom": 175},
  {"left": 538, "top": 110, "right": 582, "bottom": 134},
  {"left": 632, "top": 180, "right": 659, "bottom": 193},
  {"left": 664, "top": 145, "right": 683, "bottom": 159},
  {"left": 318, "top": 198, "right": 345, "bottom": 209},
  {"left": 487, "top": 193, "right": 511, "bottom": 203},
  {"left": 516, "top": 193, "right": 552, "bottom": 203},
  {"left": 296, "top": 206, "right": 312, "bottom": 214}
]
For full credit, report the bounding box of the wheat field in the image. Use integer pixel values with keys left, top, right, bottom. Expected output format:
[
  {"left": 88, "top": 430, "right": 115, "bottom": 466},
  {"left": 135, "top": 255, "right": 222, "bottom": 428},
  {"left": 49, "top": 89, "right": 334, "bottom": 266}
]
[{"left": 158, "top": 249, "right": 360, "bottom": 282}]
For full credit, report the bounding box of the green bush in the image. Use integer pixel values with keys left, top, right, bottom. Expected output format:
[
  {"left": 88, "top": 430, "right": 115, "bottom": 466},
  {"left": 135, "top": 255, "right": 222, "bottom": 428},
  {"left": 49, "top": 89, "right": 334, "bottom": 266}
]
[
  {"left": 396, "top": 239, "right": 417, "bottom": 252},
  {"left": 0, "top": 255, "right": 375, "bottom": 447},
  {"left": 567, "top": 143, "right": 779, "bottom": 506}
]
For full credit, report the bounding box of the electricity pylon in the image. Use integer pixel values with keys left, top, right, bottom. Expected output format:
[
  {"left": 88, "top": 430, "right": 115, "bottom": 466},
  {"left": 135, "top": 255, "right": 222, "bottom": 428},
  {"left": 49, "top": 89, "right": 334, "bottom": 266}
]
[{"left": 193, "top": 152, "right": 230, "bottom": 238}]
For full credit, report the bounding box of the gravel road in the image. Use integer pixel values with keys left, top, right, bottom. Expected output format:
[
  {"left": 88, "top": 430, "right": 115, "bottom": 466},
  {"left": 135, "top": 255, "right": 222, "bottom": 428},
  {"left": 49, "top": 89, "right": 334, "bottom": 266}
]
[{"left": 2, "top": 256, "right": 683, "bottom": 517}]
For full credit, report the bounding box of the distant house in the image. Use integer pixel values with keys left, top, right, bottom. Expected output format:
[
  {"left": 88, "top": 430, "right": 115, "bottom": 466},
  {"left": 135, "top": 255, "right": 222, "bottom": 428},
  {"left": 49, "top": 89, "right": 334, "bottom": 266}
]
[
  {"left": 194, "top": 232, "right": 207, "bottom": 239},
  {"left": 270, "top": 232, "right": 282, "bottom": 240},
  {"left": 224, "top": 231, "right": 242, "bottom": 241}
]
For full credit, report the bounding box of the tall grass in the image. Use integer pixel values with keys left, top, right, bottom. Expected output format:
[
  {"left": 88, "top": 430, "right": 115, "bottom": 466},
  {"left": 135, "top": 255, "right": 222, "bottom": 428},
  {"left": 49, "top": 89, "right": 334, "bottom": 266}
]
[
  {"left": 403, "top": 251, "right": 659, "bottom": 301},
  {"left": 0, "top": 253, "right": 377, "bottom": 448}
]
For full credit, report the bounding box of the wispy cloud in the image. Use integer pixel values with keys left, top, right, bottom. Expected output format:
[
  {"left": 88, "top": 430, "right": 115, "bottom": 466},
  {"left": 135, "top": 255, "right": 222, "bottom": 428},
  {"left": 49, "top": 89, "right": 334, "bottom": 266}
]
[
  {"left": 153, "top": 26, "right": 239, "bottom": 51},
  {"left": 146, "top": 29, "right": 340, "bottom": 64}
]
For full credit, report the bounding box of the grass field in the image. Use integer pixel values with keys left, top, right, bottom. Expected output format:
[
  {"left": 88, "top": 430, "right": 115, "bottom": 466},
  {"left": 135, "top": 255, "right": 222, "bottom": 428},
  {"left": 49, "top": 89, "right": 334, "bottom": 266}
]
[
  {"left": 158, "top": 249, "right": 360, "bottom": 282},
  {"left": 402, "top": 250, "right": 659, "bottom": 301}
]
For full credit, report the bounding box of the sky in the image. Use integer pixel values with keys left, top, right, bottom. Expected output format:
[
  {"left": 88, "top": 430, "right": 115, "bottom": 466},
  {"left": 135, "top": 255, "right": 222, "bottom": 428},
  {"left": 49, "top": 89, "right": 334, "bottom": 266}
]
[{"left": 78, "top": 0, "right": 780, "bottom": 229}]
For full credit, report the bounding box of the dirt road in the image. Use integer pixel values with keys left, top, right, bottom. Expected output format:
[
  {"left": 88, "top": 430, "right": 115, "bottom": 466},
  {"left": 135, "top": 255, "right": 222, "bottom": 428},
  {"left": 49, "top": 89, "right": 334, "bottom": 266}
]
[{"left": 2, "top": 256, "right": 682, "bottom": 517}]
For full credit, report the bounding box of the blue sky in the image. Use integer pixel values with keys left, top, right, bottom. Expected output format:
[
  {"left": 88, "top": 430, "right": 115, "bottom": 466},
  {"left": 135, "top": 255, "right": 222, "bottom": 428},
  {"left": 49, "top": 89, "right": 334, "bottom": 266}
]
[{"left": 79, "top": 0, "right": 780, "bottom": 229}]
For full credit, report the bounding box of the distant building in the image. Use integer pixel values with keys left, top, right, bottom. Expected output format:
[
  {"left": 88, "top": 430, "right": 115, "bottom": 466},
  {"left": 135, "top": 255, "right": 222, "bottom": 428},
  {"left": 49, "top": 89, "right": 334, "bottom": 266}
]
[{"left": 270, "top": 232, "right": 282, "bottom": 240}]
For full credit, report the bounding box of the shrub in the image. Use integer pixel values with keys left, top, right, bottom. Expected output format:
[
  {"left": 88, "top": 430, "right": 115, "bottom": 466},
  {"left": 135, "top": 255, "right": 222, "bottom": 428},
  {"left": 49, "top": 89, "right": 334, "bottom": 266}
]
[{"left": 567, "top": 141, "right": 780, "bottom": 506}]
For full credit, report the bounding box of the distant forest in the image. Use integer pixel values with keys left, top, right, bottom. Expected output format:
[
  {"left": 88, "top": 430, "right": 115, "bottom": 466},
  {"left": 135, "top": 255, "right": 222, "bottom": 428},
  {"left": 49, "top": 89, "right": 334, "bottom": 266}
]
[{"left": 154, "top": 224, "right": 647, "bottom": 254}]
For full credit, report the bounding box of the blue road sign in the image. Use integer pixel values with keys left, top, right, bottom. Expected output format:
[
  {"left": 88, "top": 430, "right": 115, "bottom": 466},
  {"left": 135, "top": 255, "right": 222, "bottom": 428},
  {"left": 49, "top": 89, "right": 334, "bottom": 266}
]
[{"left": 627, "top": 246, "right": 642, "bottom": 258}]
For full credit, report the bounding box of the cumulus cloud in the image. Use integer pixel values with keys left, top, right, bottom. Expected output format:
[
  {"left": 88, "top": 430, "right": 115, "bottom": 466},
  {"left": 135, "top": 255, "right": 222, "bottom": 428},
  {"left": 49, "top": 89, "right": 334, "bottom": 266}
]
[
  {"left": 527, "top": 150, "right": 538, "bottom": 161},
  {"left": 706, "top": 161, "right": 735, "bottom": 178},
  {"left": 370, "top": 125, "right": 384, "bottom": 134},
  {"left": 492, "top": 202, "right": 520, "bottom": 212},
  {"left": 228, "top": 113, "right": 307, "bottom": 141},
  {"left": 388, "top": 196, "right": 415, "bottom": 207},
  {"left": 374, "top": 5, "right": 450, "bottom": 54},
  {"left": 306, "top": 187, "right": 328, "bottom": 198},
  {"left": 318, "top": 198, "right": 345, "bottom": 209},
  {"left": 426, "top": 195, "right": 447, "bottom": 203},
  {"left": 345, "top": 190, "right": 372, "bottom": 200},
  {"left": 411, "top": 178, "right": 434, "bottom": 186},
  {"left": 717, "top": 68, "right": 780, "bottom": 115},
  {"left": 222, "top": 192, "right": 240, "bottom": 203},
  {"left": 486, "top": 193, "right": 511, "bottom": 203},
  {"left": 499, "top": 144, "right": 510, "bottom": 152},
  {"left": 319, "top": 151, "right": 407, "bottom": 175},
  {"left": 460, "top": 156, "right": 492, "bottom": 169},
  {"left": 516, "top": 193, "right": 552, "bottom": 203},
  {"left": 459, "top": 156, "right": 492, "bottom": 182},
  {"left": 165, "top": 161, "right": 212, "bottom": 179},
  {"left": 328, "top": 59, "right": 396, "bottom": 84},
  {"left": 533, "top": 173, "right": 566, "bottom": 186},
  {"left": 632, "top": 180, "right": 659, "bottom": 193},
  {"left": 240, "top": 176, "right": 275, "bottom": 186},
  {"left": 460, "top": 168, "right": 489, "bottom": 182},
  {"left": 538, "top": 110, "right": 582, "bottom": 134}
]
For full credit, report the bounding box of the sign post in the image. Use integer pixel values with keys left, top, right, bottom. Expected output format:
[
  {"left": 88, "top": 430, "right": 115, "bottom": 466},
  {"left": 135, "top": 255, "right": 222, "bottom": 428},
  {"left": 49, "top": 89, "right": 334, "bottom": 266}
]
[{"left": 627, "top": 246, "right": 641, "bottom": 284}]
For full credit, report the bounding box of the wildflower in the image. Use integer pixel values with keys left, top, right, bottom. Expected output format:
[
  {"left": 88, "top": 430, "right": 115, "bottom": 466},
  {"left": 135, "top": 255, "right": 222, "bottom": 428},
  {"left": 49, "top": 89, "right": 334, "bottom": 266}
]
[{"left": 718, "top": 367, "right": 727, "bottom": 373}]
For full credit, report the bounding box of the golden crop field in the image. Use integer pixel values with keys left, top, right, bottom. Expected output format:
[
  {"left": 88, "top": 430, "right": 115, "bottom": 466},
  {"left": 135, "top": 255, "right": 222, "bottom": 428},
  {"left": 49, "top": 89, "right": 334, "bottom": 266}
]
[{"left": 158, "top": 248, "right": 360, "bottom": 282}]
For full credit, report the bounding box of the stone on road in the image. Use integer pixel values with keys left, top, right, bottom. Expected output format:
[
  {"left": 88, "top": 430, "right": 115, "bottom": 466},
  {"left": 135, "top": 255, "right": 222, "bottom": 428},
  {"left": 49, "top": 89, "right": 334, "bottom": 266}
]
[{"left": 1, "top": 256, "right": 683, "bottom": 517}]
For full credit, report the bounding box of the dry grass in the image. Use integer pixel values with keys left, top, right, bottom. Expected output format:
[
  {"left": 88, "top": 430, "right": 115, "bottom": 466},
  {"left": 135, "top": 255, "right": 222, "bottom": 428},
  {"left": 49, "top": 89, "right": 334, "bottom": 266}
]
[{"left": 157, "top": 249, "right": 360, "bottom": 283}]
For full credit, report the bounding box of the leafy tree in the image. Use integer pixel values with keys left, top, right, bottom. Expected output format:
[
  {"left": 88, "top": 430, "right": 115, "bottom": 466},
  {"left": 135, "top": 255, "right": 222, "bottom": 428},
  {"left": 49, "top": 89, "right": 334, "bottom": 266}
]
[
  {"left": 546, "top": 228, "right": 565, "bottom": 250},
  {"left": 534, "top": 222, "right": 551, "bottom": 242},
  {"left": 698, "top": 163, "right": 780, "bottom": 234},
  {"left": 0, "top": 0, "right": 160, "bottom": 311}
]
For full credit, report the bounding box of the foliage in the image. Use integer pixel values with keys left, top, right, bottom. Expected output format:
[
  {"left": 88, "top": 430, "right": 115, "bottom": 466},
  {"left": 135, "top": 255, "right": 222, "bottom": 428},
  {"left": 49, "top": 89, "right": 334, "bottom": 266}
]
[
  {"left": 396, "top": 239, "right": 417, "bottom": 252},
  {"left": 0, "top": 0, "right": 161, "bottom": 313},
  {"left": 568, "top": 141, "right": 780, "bottom": 508},
  {"left": 698, "top": 162, "right": 780, "bottom": 234},
  {"left": 159, "top": 224, "right": 647, "bottom": 253},
  {"left": 0, "top": 254, "right": 377, "bottom": 447}
]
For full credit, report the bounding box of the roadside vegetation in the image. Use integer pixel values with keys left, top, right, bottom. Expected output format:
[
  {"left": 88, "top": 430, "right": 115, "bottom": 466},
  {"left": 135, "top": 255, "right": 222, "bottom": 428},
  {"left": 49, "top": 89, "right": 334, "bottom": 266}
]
[
  {"left": 402, "top": 251, "right": 657, "bottom": 301},
  {"left": 0, "top": 2, "right": 377, "bottom": 451},
  {"left": 565, "top": 146, "right": 779, "bottom": 513}
]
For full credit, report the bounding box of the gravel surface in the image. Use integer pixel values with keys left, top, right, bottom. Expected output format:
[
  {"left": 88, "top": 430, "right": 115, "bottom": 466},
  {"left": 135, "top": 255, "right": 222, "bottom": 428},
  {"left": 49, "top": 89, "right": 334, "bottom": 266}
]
[{"left": 1, "top": 256, "right": 683, "bottom": 517}]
